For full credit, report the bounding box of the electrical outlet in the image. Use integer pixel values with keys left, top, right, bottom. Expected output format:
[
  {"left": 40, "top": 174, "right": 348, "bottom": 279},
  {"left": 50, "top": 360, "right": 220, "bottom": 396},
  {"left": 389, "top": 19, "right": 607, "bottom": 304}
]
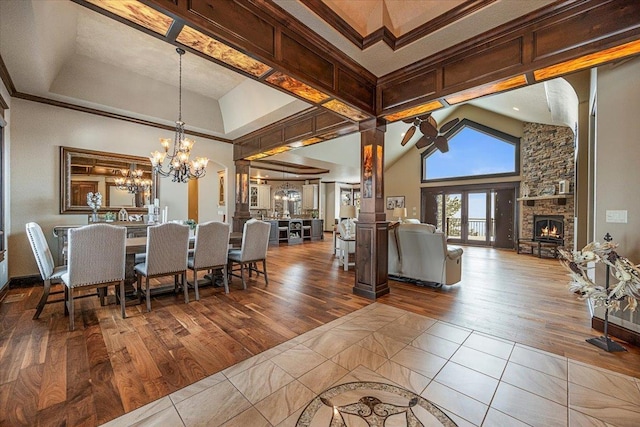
[{"left": 605, "top": 210, "right": 627, "bottom": 223}]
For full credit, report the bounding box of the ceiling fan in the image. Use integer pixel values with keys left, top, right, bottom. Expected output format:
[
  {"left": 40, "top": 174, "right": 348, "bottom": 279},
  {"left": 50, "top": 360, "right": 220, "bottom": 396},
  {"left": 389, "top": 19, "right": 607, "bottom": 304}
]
[{"left": 400, "top": 114, "right": 460, "bottom": 153}]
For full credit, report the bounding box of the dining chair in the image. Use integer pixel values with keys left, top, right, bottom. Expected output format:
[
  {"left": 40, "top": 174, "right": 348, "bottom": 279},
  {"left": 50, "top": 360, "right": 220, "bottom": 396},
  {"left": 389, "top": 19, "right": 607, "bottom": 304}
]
[
  {"left": 227, "top": 219, "right": 271, "bottom": 289},
  {"left": 61, "top": 223, "right": 127, "bottom": 331},
  {"left": 134, "top": 222, "right": 190, "bottom": 311},
  {"left": 188, "top": 221, "right": 231, "bottom": 297},
  {"left": 26, "top": 222, "right": 68, "bottom": 320}
]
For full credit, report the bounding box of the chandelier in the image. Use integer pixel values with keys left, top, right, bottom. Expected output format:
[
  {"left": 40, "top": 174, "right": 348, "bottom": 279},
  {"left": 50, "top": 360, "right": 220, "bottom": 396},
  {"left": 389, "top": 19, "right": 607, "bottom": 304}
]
[
  {"left": 114, "top": 165, "right": 152, "bottom": 194},
  {"left": 274, "top": 182, "right": 300, "bottom": 201},
  {"left": 149, "top": 48, "right": 209, "bottom": 183}
]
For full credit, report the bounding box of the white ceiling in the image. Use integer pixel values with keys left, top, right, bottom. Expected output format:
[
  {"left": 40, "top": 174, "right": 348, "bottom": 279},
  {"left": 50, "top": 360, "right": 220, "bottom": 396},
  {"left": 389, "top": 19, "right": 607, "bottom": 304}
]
[{"left": 0, "top": 0, "right": 577, "bottom": 183}]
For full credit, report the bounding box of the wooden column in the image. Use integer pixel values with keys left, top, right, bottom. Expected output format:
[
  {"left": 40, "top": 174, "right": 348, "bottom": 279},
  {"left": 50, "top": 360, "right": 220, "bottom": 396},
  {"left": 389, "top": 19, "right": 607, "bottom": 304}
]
[
  {"left": 354, "top": 118, "right": 389, "bottom": 299},
  {"left": 233, "top": 160, "right": 251, "bottom": 232}
]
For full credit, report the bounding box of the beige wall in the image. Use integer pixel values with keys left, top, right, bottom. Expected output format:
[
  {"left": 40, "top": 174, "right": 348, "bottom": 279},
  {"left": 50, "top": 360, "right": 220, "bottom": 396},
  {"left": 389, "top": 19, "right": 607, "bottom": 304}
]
[
  {"left": 593, "top": 57, "right": 640, "bottom": 332},
  {"left": 0, "top": 79, "right": 10, "bottom": 290},
  {"left": 9, "top": 98, "right": 234, "bottom": 278},
  {"left": 385, "top": 105, "right": 524, "bottom": 221},
  {"left": 595, "top": 57, "right": 640, "bottom": 260}
]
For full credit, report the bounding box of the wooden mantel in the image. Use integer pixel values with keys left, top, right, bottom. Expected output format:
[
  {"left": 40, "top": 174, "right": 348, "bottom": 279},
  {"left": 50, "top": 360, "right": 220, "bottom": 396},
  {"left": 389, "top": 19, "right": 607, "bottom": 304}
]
[{"left": 517, "top": 194, "right": 572, "bottom": 206}]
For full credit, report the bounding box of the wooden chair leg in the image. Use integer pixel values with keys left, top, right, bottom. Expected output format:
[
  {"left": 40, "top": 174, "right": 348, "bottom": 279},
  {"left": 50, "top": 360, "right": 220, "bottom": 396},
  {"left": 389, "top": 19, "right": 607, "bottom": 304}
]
[
  {"left": 64, "top": 287, "right": 69, "bottom": 316},
  {"left": 68, "top": 287, "right": 75, "bottom": 331},
  {"left": 241, "top": 263, "right": 247, "bottom": 289},
  {"left": 145, "top": 277, "right": 151, "bottom": 312},
  {"left": 222, "top": 265, "right": 229, "bottom": 294},
  {"left": 137, "top": 274, "right": 142, "bottom": 304},
  {"left": 120, "top": 281, "right": 126, "bottom": 319},
  {"left": 183, "top": 272, "right": 189, "bottom": 304},
  {"left": 33, "top": 278, "right": 52, "bottom": 320},
  {"left": 262, "top": 260, "right": 269, "bottom": 286}
]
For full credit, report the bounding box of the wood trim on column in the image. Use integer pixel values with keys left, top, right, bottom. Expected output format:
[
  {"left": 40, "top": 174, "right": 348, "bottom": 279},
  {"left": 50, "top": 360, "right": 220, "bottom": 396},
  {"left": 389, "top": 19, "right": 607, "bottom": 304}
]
[{"left": 378, "top": 0, "right": 640, "bottom": 117}]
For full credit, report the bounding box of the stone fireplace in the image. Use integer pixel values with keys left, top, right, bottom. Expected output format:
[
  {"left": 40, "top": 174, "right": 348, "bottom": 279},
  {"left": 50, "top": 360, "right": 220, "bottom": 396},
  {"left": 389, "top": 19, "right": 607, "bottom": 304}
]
[
  {"left": 533, "top": 215, "right": 564, "bottom": 244},
  {"left": 519, "top": 123, "right": 575, "bottom": 249}
]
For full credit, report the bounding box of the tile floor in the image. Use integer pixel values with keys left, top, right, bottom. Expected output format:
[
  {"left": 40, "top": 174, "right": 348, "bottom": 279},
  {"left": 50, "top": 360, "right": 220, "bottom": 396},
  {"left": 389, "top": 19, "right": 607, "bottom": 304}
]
[{"left": 101, "top": 303, "right": 640, "bottom": 427}]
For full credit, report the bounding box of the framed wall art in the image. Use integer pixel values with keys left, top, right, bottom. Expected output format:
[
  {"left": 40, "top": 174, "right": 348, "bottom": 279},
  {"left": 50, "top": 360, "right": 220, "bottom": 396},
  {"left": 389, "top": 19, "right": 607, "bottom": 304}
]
[{"left": 386, "top": 196, "right": 405, "bottom": 210}]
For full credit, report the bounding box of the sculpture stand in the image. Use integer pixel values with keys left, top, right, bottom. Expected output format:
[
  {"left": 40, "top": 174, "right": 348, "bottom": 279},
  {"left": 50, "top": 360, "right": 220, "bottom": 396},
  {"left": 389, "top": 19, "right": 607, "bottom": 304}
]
[{"left": 586, "top": 233, "right": 626, "bottom": 352}]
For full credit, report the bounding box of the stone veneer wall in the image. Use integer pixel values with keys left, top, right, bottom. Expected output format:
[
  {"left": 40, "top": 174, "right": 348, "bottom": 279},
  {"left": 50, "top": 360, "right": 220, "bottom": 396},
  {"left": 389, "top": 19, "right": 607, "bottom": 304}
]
[{"left": 520, "top": 123, "right": 575, "bottom": 248}]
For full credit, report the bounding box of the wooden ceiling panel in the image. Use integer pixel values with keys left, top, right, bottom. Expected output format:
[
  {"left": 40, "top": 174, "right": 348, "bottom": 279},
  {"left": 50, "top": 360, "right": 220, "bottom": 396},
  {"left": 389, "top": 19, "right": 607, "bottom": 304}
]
[
  {"left": 85, "top": 0, "right": 173, "bottom": 35},
  {"left": 265, "top": 72, "right": 331, "bottom": 103},
  {"left": 176, "top": 25, "right": 272, "bottom": 77},
  {"left": 532, "top": 0, "right": 640, "bottom": 61},
  {"left": 188, "top": 0, "right": 276, "bottom": 56},
  {"left": 442, "top": 38, "right": 523, "bottom": 90}
]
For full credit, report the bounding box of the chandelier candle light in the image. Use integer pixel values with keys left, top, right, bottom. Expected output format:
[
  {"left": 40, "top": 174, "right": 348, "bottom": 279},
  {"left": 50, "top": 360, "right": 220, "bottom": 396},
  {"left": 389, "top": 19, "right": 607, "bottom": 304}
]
[
  {"left": 114, "top": 165, "right": 152, "bottom": 194},
  {"left": 150, "top": 48, "right": 209, "bottom": 183}
]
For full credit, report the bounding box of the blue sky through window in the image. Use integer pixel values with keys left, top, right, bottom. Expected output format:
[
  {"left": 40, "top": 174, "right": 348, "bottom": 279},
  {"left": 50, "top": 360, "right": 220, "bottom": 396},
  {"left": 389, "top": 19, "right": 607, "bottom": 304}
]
[{"left": 424, "top": 127, "right": 515, "bottom": 180}]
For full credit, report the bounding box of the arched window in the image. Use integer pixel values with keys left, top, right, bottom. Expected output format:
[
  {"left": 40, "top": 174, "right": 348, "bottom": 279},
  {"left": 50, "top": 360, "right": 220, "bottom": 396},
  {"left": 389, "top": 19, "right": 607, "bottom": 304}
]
[{"left": 421, "top": 119, "right": 519, "bottom": 182}]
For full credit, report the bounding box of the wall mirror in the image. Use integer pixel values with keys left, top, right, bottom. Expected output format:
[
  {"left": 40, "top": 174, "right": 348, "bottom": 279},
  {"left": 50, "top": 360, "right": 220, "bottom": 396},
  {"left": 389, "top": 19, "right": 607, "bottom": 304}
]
[{"left": 60, "top": 146, "right": 157, "bottom": 214}]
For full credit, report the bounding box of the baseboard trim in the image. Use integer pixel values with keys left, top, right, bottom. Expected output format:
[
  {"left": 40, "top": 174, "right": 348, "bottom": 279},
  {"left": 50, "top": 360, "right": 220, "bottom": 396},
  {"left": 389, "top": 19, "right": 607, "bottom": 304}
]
[
  {"left": 592, "top": 317, "right": 640, "bottom": 347},
  {"left": 9, "top": 275, "right": 41, "bottom": 288}
]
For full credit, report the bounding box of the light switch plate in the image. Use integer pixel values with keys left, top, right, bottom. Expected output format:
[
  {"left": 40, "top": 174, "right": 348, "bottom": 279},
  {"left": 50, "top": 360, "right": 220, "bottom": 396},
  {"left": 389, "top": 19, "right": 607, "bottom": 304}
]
[{"left": 605, "top": 210, "right": 627, "bottom": 223}]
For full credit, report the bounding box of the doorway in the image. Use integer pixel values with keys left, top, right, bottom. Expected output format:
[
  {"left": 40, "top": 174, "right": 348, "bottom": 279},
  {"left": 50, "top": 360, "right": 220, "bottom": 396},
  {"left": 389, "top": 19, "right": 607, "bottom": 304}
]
[{"left": 421, "top": 183, "right": 517, "bottom": 248}]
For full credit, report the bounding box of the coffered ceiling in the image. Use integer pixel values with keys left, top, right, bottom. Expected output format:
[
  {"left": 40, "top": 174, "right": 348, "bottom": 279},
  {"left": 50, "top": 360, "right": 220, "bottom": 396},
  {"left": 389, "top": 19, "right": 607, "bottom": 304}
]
[{"left": 2, "top": 0, "right": 638, "bottom": 182}]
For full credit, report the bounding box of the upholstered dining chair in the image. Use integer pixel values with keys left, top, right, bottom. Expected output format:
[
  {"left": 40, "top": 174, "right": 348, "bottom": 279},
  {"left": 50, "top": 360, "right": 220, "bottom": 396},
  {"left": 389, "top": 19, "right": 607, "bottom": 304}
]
[
  {"left": 227, "top": 219, "right": 271, "bottom": 289},
  {"left": 61, "top": 223, "right": 127, "bottom": 331},
  {"left": 134, "top": 222, "right": 190, "bottom": 311},
  {"left": 26, "top": 222, "right": 68, "bottom": 320},
  {"left": 188, "top": 221, "right": 231, "bottom": 297}
]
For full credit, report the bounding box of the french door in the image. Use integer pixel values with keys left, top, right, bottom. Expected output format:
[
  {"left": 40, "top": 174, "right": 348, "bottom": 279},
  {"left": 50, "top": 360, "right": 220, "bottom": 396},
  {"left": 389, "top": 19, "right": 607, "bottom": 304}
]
[{"left": 421, "top": 184, "right": 516, "bottom": 248}]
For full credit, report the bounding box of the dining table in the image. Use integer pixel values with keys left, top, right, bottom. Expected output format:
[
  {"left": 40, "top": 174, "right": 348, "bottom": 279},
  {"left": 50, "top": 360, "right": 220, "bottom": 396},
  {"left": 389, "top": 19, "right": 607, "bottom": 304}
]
[{"left": 117, "top": 231, "right": 243, "bottom": 304}]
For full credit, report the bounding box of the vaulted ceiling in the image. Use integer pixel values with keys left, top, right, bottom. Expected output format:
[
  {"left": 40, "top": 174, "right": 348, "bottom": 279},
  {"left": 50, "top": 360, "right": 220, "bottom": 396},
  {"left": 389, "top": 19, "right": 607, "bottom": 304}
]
[{"left": 1, "top": 0, "right": 639, "bottom": 182}]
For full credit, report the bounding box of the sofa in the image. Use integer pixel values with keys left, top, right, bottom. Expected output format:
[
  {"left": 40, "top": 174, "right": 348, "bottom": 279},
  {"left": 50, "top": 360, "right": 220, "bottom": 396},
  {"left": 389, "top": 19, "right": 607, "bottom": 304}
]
[{"left": 388, "top": 223, "right": 463, "bottom": 286}]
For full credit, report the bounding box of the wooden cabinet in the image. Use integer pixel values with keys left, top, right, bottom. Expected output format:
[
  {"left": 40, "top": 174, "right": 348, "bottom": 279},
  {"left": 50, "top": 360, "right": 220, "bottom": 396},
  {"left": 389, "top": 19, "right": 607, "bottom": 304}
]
[
  {"left": 289, "top": 220, "right": 303, "bottom": 244},
  {"left": 249, "top": 184, "right": 271, "bottom": 210},
  {"left": 302, "top": 184, "right": 318, "bottom": 210},
  {"left": 311, "top": 219, "right": 324, "bottom": 240}
]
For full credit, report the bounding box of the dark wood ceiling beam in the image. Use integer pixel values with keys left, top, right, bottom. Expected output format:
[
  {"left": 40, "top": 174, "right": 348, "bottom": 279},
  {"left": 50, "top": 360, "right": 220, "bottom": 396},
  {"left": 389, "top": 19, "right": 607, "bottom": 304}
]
[
  {"left": 378, "top": 0, "right": 640, "bottom": 118},
  {"left": 140, "top": 0, "right": 377, "bottom": 115},
  {"left": 233, "top": 107, "right": 358, "bottom": 160},
  {"left": 300, "top": 0, "right": 496, "bottom": 51}
]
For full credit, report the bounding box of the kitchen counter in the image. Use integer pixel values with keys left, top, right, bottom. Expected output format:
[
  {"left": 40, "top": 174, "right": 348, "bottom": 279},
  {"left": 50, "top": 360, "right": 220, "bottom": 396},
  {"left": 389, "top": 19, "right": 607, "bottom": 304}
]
[{"left": 263, "top": 219, "right": 323, "bottom": 244}]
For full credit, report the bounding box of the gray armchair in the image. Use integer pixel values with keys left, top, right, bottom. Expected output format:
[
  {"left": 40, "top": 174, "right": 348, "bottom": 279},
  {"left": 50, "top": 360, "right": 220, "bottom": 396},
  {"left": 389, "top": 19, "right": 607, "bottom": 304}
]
[
  {"left": 389, "top": 223, "right": 463, "bottom": 286},
  {"left": 61, "top": 224, "right": 127, "bottom": 331},
  {"left": 134, "top": 223, "right": 190, "bottom": 311},
  {"left": 26, "top": 222, "right": 67, "bottom": 320},
  {"left": 188, "top": 221, "right": 231, "bottom": 297},
  {"left": 227, "top": 219, "right": 271, "bottom": 289}
]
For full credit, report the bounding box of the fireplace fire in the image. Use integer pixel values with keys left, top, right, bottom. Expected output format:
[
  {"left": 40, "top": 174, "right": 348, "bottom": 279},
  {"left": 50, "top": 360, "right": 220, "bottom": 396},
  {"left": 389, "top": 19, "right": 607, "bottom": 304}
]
[{"left": 533, "top": 215, "right": 564, "bottom": 244}]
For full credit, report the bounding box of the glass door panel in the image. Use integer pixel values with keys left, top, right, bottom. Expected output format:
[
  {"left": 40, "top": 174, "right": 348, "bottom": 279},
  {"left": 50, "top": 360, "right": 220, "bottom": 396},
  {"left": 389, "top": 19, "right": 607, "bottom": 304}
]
[
  {"left": 445, "top": 193, "right": 462, "bottom": 240},
  {"left": 467, "top": 192, "right": 488, "bottom": 243}
]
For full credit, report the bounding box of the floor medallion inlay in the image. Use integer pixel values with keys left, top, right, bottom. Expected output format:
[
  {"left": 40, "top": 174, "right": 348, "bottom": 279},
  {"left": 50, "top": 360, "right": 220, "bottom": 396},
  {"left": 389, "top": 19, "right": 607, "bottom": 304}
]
[{"left": 296, "top": 381, "right": 457, "bottom": 426}]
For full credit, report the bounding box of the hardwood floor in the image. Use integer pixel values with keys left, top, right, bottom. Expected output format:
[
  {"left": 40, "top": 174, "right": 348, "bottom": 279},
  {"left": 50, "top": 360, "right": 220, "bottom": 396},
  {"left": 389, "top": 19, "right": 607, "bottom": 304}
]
[{"left": 1, "top": 237, "right": 639, "bottom": 426}]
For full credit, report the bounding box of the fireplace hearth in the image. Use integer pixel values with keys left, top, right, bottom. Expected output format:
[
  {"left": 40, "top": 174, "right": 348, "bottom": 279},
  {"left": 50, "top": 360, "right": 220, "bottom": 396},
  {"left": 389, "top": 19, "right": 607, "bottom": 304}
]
[{"left": 533, "top": 215, "right": 564, "bottom": 244}]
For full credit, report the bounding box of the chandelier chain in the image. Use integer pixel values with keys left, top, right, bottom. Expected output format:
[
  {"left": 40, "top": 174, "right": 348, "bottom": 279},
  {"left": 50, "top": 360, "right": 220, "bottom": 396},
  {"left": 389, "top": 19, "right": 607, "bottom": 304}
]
[{"left": 149, "top": 47, "right": 209, "bottom": 183}]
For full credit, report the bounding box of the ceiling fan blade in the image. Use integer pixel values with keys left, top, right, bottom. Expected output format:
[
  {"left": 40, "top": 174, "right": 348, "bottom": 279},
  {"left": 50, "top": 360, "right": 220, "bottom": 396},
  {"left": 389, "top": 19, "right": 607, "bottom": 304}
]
[
  {"left": 419, "top": 120, "right": 438, "bottom": 138},
  {"left": 402, "top": 118, "right": 415, "bottom": 124},
  {"left": 434, "top": 135, "right": 449, "bottom": 153},
  {"left": 439, "top": 118, "right": 460, "bottom": 134},
  {"left": 400, "top": 126, "right": 416, "bottom": 146},
  {"left": 416, "top": 113, "right": 432, "bottom": 122},
  {"left": 415, "top": 135, "right": 431, "bottom": 149}
]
